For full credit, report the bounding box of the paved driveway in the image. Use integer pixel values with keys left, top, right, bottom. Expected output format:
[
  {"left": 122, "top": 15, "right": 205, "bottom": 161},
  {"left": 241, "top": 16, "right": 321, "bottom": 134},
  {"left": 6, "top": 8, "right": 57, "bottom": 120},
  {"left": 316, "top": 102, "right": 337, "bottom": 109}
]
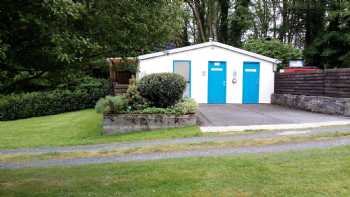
[{"left": 198, "top": 104, "right": 350, "bottom": 127}]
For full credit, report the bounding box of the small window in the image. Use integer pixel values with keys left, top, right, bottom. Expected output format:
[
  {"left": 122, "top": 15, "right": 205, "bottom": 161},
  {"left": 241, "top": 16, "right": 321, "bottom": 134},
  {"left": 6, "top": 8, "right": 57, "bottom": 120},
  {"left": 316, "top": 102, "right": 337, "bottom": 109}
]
[{"left": 174, "top": 61, "right": 191, "bottom": 97}]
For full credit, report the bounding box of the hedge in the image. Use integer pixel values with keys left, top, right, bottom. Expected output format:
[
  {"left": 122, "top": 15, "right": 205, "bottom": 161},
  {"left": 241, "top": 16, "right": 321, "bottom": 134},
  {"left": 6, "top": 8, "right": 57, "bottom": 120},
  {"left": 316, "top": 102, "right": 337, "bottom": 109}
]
[{"left": 0, "top": 78, "right": 111, "bottom": 120}]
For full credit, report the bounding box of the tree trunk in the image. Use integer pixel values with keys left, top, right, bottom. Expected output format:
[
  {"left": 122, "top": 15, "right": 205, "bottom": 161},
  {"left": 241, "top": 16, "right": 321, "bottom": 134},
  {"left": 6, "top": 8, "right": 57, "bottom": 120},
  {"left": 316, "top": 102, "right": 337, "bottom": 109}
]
[
  {"left": 186, "top": 0, "right": 207, "bottom": 42},
  {"left": 279, "top": 0, "right": 289, "bottom": 43},
  {"left": 218, "top": 0, "right": 229, "bottom": 43}
]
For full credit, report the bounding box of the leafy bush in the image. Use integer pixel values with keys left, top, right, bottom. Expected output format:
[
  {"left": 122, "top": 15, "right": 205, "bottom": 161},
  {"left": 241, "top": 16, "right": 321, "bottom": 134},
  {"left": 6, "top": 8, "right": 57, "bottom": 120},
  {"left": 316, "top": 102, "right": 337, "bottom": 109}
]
[
  {"left": 243, "top": 38, "right": 302, "bottom": 68},
  {"left": 95, "top": 96, "right": 127, "bottom": 114},
  {"left": 57, "top": 77, "right": 111, "bottom": 92},
  {"left": 138, "top": 73, "right": 186, "bottom": 107},
  {"left": 0, "top": 78, "right": 111, "bottom": 120},
  {"left": 139, "top": 107, "right": 176, "bottom": 114},
  {"left": 125, "top": 77, "right": 147, "bottom": 110},
  {"left": 174, "top": 98, "right": 198, "bottom": 114},
  {"left": 95, "top": 98, "right": 108, "bottom": 114},
  {"left": 131, "top": 98, "right": 198, "bottom": 115}
]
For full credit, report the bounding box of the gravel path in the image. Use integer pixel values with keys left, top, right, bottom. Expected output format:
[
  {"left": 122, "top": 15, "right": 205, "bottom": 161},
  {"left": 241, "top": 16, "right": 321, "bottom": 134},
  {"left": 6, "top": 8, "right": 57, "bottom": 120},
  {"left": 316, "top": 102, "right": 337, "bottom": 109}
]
[
  {"left": 1, "top": 125, "right": 350, "bottom": 155},
  {"left": 1, "top": 136, "right": 350, "bottom": 169}
]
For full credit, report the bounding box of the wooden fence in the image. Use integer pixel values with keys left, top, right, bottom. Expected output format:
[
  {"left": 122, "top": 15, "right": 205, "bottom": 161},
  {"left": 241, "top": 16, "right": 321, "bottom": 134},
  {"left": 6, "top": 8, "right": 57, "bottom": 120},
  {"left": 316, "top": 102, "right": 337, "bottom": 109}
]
[{"left": 275, "top": 68, "right": 350, "bottom": 98}]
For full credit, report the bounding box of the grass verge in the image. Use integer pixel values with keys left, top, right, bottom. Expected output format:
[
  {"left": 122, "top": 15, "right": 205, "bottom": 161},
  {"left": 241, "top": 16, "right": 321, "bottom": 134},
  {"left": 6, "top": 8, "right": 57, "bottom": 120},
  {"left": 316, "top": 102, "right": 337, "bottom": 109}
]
[
  {"left": 2, "top": 131, "right": 350, "bottom": 163},
  {"left": 0, "top": 109, "right": 202, "bottom": 149},
  {"left": 1, "top": 145, "right": 350, "bottom": 196}
]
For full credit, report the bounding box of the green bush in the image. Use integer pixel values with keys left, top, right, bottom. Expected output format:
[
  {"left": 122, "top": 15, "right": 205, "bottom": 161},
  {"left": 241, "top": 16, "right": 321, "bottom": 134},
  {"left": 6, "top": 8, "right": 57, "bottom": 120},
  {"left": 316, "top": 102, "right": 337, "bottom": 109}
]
[
  {"left": 243, "top": 38, "right": 302, "bottom": 68},
  {"left": 174, "top": 98, "right": 198, "bottom": 114},
  {"left": 139, "top": 107, "right": 176, "bottom": 114},
  {"left": 95, "top": 98, "right": 108, "bottom": 114},
  {"left": 57, "top": 77, "right": 111, "bottom": 92},
  {"left": 125, "top": 77, "right": 147, "bottom": 110},
  {"left": 138, "top": 73, "right": 186, "bottom": 107},
  {"left": 130, "top": 98, "right": 198, "bottom": 115},
  {"left": 95, "top": 96, "right": 128, "bottom": 114},
  {"left": 0, "top": 78, "right": 111, "bottom": 120}
]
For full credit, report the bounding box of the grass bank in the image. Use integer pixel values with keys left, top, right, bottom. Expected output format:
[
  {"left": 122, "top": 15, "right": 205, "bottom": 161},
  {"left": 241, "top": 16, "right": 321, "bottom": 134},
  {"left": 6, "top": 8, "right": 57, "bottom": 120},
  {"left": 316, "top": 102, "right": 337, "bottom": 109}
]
[{"left": 0, "top": 109, "right": 201, "bottom": 149}]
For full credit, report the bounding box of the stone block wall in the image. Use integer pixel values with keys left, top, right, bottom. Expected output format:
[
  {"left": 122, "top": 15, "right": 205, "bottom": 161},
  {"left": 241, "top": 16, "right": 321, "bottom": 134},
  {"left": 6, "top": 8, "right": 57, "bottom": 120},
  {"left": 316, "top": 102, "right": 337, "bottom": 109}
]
[
  {"left": 272, "top": 93, "right": 350, "bottom": 117},
  {"left": 103, "top": 114, "right": 197, "bottom": 135}
]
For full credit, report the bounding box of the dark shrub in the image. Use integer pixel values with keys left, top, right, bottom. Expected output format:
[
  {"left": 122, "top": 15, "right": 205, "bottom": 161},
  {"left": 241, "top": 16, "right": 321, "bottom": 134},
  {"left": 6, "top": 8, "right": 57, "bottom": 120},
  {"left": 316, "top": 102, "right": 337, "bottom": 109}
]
[
  {"left": 138, "top": 73, "right": 186, "bottom": 107},
  {"left": 0, "top": 78, "right": 111, "bottom": 120}
]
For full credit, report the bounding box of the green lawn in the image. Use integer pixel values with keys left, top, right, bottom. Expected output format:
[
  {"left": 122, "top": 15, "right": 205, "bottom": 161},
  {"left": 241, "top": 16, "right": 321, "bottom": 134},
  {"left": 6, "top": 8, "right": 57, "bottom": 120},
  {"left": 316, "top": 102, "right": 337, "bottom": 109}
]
[
  {"left": 3, "top": 131, "right": 350, "bottom": 164},
  {"left": 0, "top": 109, "right": 201, "bottom": 149},
  {"left": 1, "top": 146, "right": 350, "bottom": 196}
]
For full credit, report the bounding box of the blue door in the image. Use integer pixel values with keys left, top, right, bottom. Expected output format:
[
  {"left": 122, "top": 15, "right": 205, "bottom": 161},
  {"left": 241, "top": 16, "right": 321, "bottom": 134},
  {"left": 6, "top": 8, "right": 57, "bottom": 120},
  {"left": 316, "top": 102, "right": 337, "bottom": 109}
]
[
  {"left": 243, "top": 62, "right": 260, "bottom": 104},
  {"left": 208, "top": 61, "right": 226, "bottom": 104}
]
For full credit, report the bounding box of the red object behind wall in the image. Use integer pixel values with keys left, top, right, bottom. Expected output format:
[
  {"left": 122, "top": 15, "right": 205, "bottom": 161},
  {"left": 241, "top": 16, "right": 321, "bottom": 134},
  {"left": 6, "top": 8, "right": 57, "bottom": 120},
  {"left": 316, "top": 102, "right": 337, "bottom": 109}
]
[{"left": 280, "top": 67, "right": 320, "bottom": 73}]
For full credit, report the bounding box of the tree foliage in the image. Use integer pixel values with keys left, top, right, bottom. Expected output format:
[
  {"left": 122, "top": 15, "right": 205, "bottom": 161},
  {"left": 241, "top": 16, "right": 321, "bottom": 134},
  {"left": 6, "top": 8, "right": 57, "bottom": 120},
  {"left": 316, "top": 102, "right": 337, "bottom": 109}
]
[
  {"left": 229, "top": 0, "right": 251, "bottom": 46},
  {"left": 0, "top": 0, "right": 183, "bottom": 93},
  {"left": 185, "top": 0, "right": 251, "bottom": 46},
  {"left": 82, "top": 0, "right": 183, "bottom": 57},
  {"left": 304, "top": 1, "right": 350, "bottom": 68},
  {"left": 184, "top": 0, "right": 350, "bottom": 68},
  {"left": 2, "top": 0, "right": 350, "bottom": 95},
  {"left": 0, "top": 0, "right": 101, "bottom": 93},
  {"left": 243, "top": 39, "right": 302, "bottom": 67}
]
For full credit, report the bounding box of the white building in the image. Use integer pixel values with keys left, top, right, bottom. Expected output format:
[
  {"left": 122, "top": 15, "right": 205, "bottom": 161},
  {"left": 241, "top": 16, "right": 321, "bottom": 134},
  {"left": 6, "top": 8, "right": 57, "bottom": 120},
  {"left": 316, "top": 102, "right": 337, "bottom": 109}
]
[{"left": 138, "top": 41, "right": 280, "bottom": 104}]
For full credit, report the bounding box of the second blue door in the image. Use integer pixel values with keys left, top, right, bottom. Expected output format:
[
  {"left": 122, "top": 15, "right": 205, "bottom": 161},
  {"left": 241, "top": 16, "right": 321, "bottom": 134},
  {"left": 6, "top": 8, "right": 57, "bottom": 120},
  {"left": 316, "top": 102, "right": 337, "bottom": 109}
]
[
  {"left": 243, "top": 62, "right": 260, "bottom": 104},
  {"left": 208, "top": 61, "right": 226, "bottom": 104}
]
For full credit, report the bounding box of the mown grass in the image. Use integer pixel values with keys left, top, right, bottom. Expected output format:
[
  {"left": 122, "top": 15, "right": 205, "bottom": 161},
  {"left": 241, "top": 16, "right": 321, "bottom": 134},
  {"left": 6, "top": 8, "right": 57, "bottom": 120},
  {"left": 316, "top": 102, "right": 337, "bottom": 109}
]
[
  {"left": 0, "top": 109, "right": 202, "bottom": 149},
  {"left": 1, "top": 145, "right": 350, "bottom": 196},
  {"left": 2, "top": 131, "right": 350, "bottom": 163}
]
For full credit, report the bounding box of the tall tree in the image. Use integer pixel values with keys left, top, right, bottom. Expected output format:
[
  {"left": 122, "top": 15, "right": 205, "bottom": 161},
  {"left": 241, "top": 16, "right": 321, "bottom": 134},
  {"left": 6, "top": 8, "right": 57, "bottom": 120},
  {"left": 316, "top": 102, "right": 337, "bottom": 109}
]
[
  {"left": 185, "top": 0, "right": 207, "bottom": 42},
  {"left": 218, "top": 0, "right": 230, "bottom": 43},
  {"left": 271, "top": 0, "right": 279, "bottom": 38},
  {"left": 0, "top": 0, "right": 100, "bottom": 93},
  {"left": 81, "top": 0, "right": 183, "bottom": 56},
  {"left": 186, "top": 0, "right": 251, "bottom": 45},
  {"left": 0, "top": 0, "right": 183, "bottom": 93},
  {"left": 304, "top": 0, "right": 326, "bottom": 48},
  {"left": 229, "top": 0, "right": 251, "bottom": 46},
  {"left": 252, "top": 0, "right": 273, "bottom": 39},
  {"left": 304, "top": 1, "right": 350, "bottom": 68}
]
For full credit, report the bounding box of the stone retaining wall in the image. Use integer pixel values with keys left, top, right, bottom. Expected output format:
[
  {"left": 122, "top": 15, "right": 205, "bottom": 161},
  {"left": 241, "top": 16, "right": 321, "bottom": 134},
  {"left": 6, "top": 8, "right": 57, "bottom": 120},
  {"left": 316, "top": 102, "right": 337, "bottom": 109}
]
[
  {"left": 103, "top": 114, "right": 197, "bottom": 135},
  {"left": 271, "top": 93, "right": 350, "bottom": 117}
]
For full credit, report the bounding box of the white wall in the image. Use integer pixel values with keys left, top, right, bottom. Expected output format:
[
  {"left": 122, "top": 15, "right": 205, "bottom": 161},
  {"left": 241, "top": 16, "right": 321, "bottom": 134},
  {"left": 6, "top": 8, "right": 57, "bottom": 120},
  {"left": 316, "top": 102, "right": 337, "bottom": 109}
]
[{"left": 138, "top": 46, "right": 275, "bottom": 104}]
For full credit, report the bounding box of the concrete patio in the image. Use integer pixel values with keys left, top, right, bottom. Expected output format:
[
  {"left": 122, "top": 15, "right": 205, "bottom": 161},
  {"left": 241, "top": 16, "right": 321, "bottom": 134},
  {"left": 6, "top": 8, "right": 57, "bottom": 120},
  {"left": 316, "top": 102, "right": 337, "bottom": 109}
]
[{"left": 198, "top": 104, "right": 350, "bottom": 132}]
